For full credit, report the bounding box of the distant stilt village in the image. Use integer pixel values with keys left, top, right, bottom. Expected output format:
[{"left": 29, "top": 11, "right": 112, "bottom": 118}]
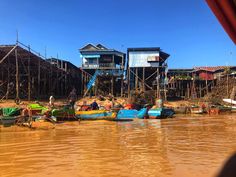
[{"left": 0, "top": 40, "right": 235, "bottom": 103}]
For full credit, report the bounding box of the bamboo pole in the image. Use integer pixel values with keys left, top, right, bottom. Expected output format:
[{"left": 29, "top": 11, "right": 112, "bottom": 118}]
[
  {"left": 156, "top": 67, "right": 160, "bottom": 99},
  {"left": 128, "top": 68, "right": 130, "bottom": 98},
  {"left": 111, "top": 76, "right": 114, "bottom": 96},
  {"left": 6, "top": 58, "right": 10, "bottom": 100},
  {"left": 37, "top": 53, "right": 41, "bottom": 98},
  {"left": 15, "top": 45, "right": 19, "bottom": 99},
  {"left": 135, "top": 68, "right": 138, "bottom": 91},
  {"left": 28, "top": 46, "right": 31, "bottom": 101},
  {"left": 142, "top": 67, "right": 145, "bottom": 92}
]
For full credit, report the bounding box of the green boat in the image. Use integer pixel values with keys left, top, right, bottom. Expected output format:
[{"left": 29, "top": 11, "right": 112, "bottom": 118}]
[
  {"left": 51, "top": 105, "right": 76, "bottom": 121},
  {"left": 0, "top": 107, "right": 22, "bottom": 126}
]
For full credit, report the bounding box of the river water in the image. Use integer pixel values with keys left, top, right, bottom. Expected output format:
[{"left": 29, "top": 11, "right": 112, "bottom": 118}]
[{"left": 1, "top": 115, "right": 236, "bottom": 177}]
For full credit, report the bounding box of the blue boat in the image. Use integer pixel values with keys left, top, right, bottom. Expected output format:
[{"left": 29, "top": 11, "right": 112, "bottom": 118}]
[
  {"left": 114, "top": 108, "right": 147, "bottom": 121},
  {"left": 75, "top": 110, "right": 116, "bottom": 120},
  {"left": 148, "top": 108, "right": 175, "bottom": 119}
]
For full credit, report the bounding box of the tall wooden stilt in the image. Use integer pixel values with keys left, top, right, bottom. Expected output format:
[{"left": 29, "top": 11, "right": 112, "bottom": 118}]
[
  {"left": 28, "top": 46, "right": 31, "bottom": 101},
  {"left": 15, "top": 46, "right": 19, "bottom": 99},
  {"left": 121, "top": 76, "right": 123, "bottom": 97},
  {"left": 111, "top": 76, "right": 114, "bottom": 96},
  {"left": 81, "top": 72, "right": 84, "bottom": 96},
  {"left": 128, "top": 68, "right": 130, "bottom": 98},
  {"left": 156, "top": 67, "right": 160, "bottom": 99},
  {"left": 142, "top": 67, "right": 145, "bottom": 92},
  {"left": 135, "top": 68, "right": 138, "bottom": 91},
  {"left": 6, "top": 58, "right": 10, "bottom": 100},
  {"left": 37, "top": 54, "right": 41, "bottom": 98}
]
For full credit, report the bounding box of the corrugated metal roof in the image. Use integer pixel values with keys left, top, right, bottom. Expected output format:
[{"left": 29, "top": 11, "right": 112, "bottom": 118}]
[{"left": 193, "top": 66, "right": 235, "bottom": 72}]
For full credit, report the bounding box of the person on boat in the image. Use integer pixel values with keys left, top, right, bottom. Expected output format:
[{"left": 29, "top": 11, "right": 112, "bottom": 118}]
[
  {"left": 80, "top": 100, "right": 90, "bottom": 111},
  {"left": 152, "top": 99, "right": 163, "bottom": 109},
  {"left": 91, "top": 100, "right": 99, "bottom": 110},
  {"left": 123, "top": 98, "right": 134, "bottom": 110},
  {"left": 124, "top": 103, "right": 134, "bottom": 110},
  {"left": 49, "top": 95, "right": 55, "bottom": 108},
  {"left": 105, "top": 101, "right": 113, "bottom": 111},
  {"left": 68, "top": 89, "right": 77, "bottom": 109}
]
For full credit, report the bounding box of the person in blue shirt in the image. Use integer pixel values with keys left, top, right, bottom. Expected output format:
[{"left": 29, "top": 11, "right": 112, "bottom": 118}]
[{"left": 91, "top": 100, "right": 99, "bottom": 110}]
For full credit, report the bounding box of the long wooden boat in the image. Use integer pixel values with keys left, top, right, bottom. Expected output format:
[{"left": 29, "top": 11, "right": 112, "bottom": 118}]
[
  {"left": 0, "top": 116, "right": 18, "bottom": 126},
  {"left": 190, "top": 106, "right": 204, "bottom": 114},
  {"left": 51, "top": 107, "right": 76, "bottom": 121},
  {"left": 208, "top": 105, "right": 232, "bottom": 115},
  {"left": 0, "top": 107, "right": 22, "bottom": 126},
  {"left": 223, "top": 99, "right": 236, "bottom": 105},
  {"left": 148, "top": 108, "right": 175, "bottom": 119},
  {"left": 114, "top": 108, "right": 147, "bottom": 121},
  {"left": 75, "top": 110, "right": 116, "bottom": 120},
  {"left": 232, "top": 106, "right": 236, "bottom": 113},
  {"left": 173, "top": 106, "right": 188, "bottom": 114},
  {"left": 27, "top": 103, "right": 48, "bottom": 116}
]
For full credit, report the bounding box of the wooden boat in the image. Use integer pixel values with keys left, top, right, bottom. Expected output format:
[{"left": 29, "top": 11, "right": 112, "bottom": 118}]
[
  {"left": 51, "top": 105, "right": 76, "bottom": 121},
  {"left": 1, "top": 116, "right": 18, "bottom": 126},
  {"left": 0, "top": 107, "right": 22, "bottom": 126},
  {"left": 232, "top": 106, "right": 236, "bottom": 113},
  {"left": 148, "top": 108, "right": 175, "bottom": 119},
  {"left": 115, "top": 108, "right": 147, "bottom": 121},
  {"left": 208, "top": 105, "right": 232, "bottom": 115},
  {"left": 16, "top": 115, "right": 56, "bottom": 129},
  {"left": 27, "top": 103, "right": 48, "bottom": 116},
  {"left": 75, "top": 110, "right": 116, "bottom": 120},
  {"left": 190, "top": 106, "right": 204, "bottom": 114},
  {"left": 173, "top": 106, "right": 188, "bottom": 114},
  {"left": 223, "top": 99, "right": 236, "bottom": 105}
]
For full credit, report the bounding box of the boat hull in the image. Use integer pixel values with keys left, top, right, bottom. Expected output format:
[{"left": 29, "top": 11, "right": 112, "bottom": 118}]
[
  {"left": 75, "top": 110, "right": 115, "bottom": 120},
  {"left": 190, "top": 107, "right": 204, "bottom": 114},
  {"left": 148, "top": 108, "right": 175, "bottom": 119},
  {"left": 115, "top": 108, "right": 147, "bottom": 121},
  {"left": 208, "top": 106, "right": 231, "bottom": 115},
  {"left": 0, "top": 116, "right": 17, "bottom": 127},
  {"left": 51, "top": 108, "right": 76, "bottom": 121},
  {"left": 223, "top": 99, "right": 236, "bottom": 105},
  {"left": 173, "top": 106, "right": 188, "bottom": 114}
]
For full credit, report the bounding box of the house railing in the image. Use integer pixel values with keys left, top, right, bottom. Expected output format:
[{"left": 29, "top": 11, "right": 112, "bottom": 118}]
[{"left": 82, "top": 63, "right": 121, "bottom": 69}]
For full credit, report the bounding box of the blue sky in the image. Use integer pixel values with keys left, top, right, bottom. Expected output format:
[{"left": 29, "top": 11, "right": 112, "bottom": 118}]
[{"left": 0, "top": 0, "right": 235, "bottom": 68}]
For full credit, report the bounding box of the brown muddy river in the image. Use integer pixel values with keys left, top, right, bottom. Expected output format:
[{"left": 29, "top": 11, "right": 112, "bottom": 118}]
[{"left": 1, "top": 115, "right": 236, "bottom": 177}]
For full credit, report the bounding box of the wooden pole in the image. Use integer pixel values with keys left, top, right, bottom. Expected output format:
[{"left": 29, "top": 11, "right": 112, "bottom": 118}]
[
  {"left": 37, "top": 53, "right": 41, "bottom": 98},
  {"left": 65, "top": 62, "right": 68, "bottom": 95},
  {"left": 128, "top": 68, "right": 130, "bottom": 98},
  {"left": 199, "top": 82, "right": 202, "bottom": 98},
  {"left": 50, "top": 58, "right": 52, "bottom": 94},
  {"left": 227, "top": 72, "right": 229, "bottom": 97},
  {"left": 81, "top": 71, "right": 84, "bottom": 96},
  {"left": 15, "top": 45, "right": 19, "bottom": 99},
  {"left": 135, "top": 68, "right": 138, "bottom": 91},
  {"left": 156, "top": 67, "right": 160, "bottom": 99},
  {"left": 142, "top": 67, "right": 145, "bottom": 92},
  {"left": 111, "top": 76, "right": 114, "bottom": 96},
  {"left": 56, "top": 59, "right": 59, "bottom": 95},
  {"left": 28, "top": 46, "right": 31, "bottom": 101},
  {"left": 6, "top": 58, "right": 10, "bottom": 100},
  {"left": 121, "top": 75, "right": 123, "bottom": 97},
  {"left": 61, "top": 60, "right": 63, "bottom": 95},
  {"left": 121, "top": 55, "right": 124, "bottom": 97}
]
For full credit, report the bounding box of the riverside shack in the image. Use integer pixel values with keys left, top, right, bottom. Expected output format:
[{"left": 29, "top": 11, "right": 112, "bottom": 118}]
[
  {"left": 127, "top": 47, "right": 169, "bottom": 99},
  {"left": 79, "top": 44, "right": 126, "bottom": 97}
]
